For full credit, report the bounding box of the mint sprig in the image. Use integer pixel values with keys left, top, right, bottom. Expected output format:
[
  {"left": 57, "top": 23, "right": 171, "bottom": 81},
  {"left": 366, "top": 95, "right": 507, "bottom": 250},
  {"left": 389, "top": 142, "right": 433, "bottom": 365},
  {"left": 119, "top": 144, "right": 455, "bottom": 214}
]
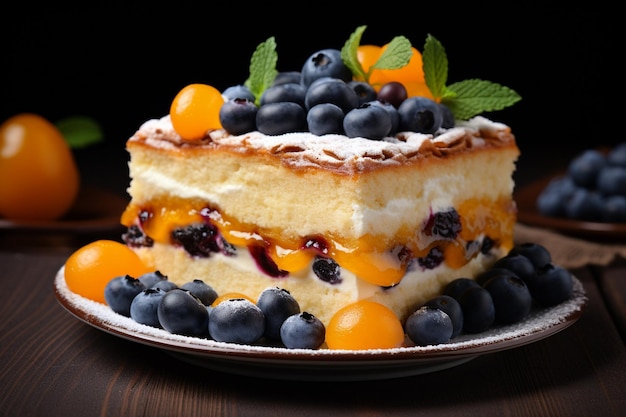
[
  {"left": 341, "top": 25, "right": 412, "bottom": 85},
  {"left": 244, "top": 37, "right": 278, "bottom": 106},
  {"left": 423, "top": 34, "right": 521, "bottom": 120},
  {"left": 55, "top": 116, "right": 104, "bottom": 148}
]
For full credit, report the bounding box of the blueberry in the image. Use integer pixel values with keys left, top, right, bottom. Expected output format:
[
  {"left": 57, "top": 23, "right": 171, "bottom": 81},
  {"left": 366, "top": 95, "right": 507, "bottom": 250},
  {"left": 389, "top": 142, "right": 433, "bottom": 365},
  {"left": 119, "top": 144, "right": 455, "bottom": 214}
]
[
  {"left": 122, "top": 224, "right": 154, "bottom": 248},
  {"left": 603, "top": 195, "right": 626, "bottom": 222},
  {"left": 181, "top": 279, "right": 218, "bottom": 306},
  {"left": 209, "top": 298, "right": 265, "bottom": 344},
  {"left": 608, "top": 142, "right": 626, "bottom": 167},
  {"left": 256, "top": 102, "right": 307, "bottom": 135},
  {"left": 508, "top": 243, "right": 552, "bottom": 270},
  {"left": 376, "top": 81, "right": 407, "bottom": 108},
  {"left": 312, "top": 256, "right": 342, "bottom": 284},
  {"left": 348, "top": 80, "right": 377, "bottom": 106},
  {"left": 272, "top": 71, "right": 302, "bottom": 86},
  {"left": 439, "top": 103, "right": 455, "bottom": 128},
  {"left": 219, "top": 98, "right": 258, "bottom": 136},
  {"left": 565, "top": 187, "right": 604, "bottom": 221},
  {"left": 475, "top": 267, "right": 518, "bottom": 287},
  {"left": 597, "top": 166, "right": 626, "bottom": 196},
  {"left": 171, "top": 223, "right": 219, "bottom": 257},
  {"left": 256, "top": 287, "right": 301, "bottom": 340},
  {"left": 568, "top": 149, "right": 607, "bottom": 188},
  {"left": 526, "top": 264, "right": 574, "bottom": 307},
  {"left": 368, "top": 100, "right": 399, "bottom": 136},
  {"left": 443, "top": 277, "right": 480, "bottom": 300},
  {"left": 304, "top": 78, "right": 359, "bottom": 113},
  {"left": 423, "top": 295, "right": 463, "bottom": 338},
  {"left": 405, "top": 306, "right": 453, "bottom": 346},
  {"left": 536, "top": 176, "right": 577, "bottom": 217},
  {"left": 306, "top": 103, "right": 344, "bottom": 135},
  {"left": 458, "top": 286, "right": 495, "bottom": 333},
  {"left": 222, "top": 84, "right": 255, "bottom": 101},
  {"left": 260, "top": 82, "right": 307, "bottom": 108},
  {"left": 417, "top": 247, "right": 444, "bottom": 270},
  {"left": 151, "top": 279, "right": 178, "bottom": 292},
  {"left": 426, "top": 209, "right": 462, "bottom": 239},
  {"left": 280, "top": 312, "right": 326, "bottom": 349},
  {"left": 343, "top": 103, "right": 391, "bottom": 140},
  {"left": 137, "top": 270, "right": 168, "bottom": 288},
  {"left": 130, "top": 288, "right": 167, "bottom": 327},
  {"left": 104, "top": 275, "right": 146, "bottom": 317},
  {"left": 157, "top": 289, "right": 209, "bottom": 337},
  {"left": 300, "top": 49, "right": 352, "bottom": 87},
  {"left": 397, "top": 96, "right": 443, "bottom": 134},
  {"left": 483, "top": 273, "right": 532, "bottom": 324},
  {"left": 492, "top": 253, "right": 537, "bottom": 283}
]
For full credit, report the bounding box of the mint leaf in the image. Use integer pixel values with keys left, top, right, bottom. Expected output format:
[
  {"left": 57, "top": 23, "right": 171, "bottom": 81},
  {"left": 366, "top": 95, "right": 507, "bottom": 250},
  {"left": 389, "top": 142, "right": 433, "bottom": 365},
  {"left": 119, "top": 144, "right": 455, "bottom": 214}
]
[
  {"left": 371, "top": 36, "right": 412, "bottom": 70},
  {"left": 442, "top": 79, "right": 522, "bottom": 120},
  {"left": 422, "top": 34, "right": 521, "bottom": 120},
  {"left": 341, "top": 25, "right": 368, "bottom": 81},
  {"left": 55, "top": 116, "right": 103, "bottom": 148},
  {"left": 422, "top": 34, "right": 448, "bottom": 100},
  {"left": 341, "top": 26, "right": 412, "bottom": 84},
  {"left": 244, "top": 37, "right": 278, "bottom": 106}
]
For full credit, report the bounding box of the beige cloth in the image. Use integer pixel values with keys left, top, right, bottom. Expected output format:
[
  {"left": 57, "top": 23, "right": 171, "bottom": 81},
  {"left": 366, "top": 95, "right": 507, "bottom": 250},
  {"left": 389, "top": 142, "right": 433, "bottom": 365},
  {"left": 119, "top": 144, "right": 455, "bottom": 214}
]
[{"left": 514, "top": 223, "right": 626, "bottom": 269}]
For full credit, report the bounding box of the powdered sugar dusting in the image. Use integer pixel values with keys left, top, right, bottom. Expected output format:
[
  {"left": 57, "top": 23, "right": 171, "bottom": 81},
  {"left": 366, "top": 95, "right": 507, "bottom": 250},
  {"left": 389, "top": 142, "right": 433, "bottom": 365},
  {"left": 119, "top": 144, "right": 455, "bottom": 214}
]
[
  {"left": 54, "top": 266, "right": 587, "bottom": 357},
  {"left": 132, "top": 115, "right": 514, "bottom": 171}
]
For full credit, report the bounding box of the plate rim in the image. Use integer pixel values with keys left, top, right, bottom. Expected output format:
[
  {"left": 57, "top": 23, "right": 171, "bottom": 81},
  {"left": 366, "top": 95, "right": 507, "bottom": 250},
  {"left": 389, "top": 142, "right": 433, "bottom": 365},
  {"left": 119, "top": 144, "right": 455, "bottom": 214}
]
[
  {"left": 53, "top": 266, "right": 588, "bottom": 365},
  {"left": 514, "top": 175, "right": 626, "bottom": 238}
]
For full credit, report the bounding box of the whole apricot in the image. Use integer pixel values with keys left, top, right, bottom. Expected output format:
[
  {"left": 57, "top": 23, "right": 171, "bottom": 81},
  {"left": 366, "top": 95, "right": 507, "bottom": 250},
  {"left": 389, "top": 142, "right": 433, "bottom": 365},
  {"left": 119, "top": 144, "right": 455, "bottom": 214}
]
[{"left": 0, "top": 113, "right": 80, "bottom": 220}]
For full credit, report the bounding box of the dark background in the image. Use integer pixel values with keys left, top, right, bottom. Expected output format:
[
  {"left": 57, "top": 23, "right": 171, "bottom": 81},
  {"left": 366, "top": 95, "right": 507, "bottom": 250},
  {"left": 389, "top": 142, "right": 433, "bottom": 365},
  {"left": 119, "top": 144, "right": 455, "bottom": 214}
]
[{"left": 1, "top": 5, "right": 622, "bottom": 195}]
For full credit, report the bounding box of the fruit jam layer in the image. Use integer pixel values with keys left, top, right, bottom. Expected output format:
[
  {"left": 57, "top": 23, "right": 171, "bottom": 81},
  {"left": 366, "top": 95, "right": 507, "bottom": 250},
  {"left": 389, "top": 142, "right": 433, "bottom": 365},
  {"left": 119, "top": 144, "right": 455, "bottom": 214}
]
[{"left": 120, "top": 196, "right": 516, "bottom": 287}]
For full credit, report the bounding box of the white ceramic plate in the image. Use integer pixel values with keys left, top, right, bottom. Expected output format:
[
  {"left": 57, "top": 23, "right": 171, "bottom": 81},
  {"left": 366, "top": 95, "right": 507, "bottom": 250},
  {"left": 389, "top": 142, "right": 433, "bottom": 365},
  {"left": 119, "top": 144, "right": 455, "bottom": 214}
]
[{"left": 54, "top": 267, "right": 587, "bottom": 381}]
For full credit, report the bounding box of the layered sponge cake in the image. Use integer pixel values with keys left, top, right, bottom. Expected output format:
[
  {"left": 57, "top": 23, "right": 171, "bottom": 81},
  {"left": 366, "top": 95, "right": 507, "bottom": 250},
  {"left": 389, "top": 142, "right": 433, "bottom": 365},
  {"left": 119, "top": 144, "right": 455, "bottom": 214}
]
[
  {"left": 119, "top": 28, "right": 521, "bottom": 329},
  {"left": 121, "top": 115, "right": 519, "bottom": 327}
]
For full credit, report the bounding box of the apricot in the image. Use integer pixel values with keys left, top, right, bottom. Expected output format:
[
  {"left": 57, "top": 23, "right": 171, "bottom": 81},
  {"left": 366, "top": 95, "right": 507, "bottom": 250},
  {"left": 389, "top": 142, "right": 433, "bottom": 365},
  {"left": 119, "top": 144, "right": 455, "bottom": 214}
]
[{"left": 0, "top": 113, "right": 80, "bottom": 221}]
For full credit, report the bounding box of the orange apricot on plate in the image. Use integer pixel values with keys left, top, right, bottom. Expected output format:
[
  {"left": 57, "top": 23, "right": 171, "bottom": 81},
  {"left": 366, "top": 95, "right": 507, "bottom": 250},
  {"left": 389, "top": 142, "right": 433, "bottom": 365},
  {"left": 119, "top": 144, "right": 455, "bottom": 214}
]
[
  {"left": 325, "top": 300, "right": 405, "bottom": 350},
  {"left": 170, "top": 83, "right": 225, "bottom": 141},
  {"left": 65, "top": 240, "right": 152, "bottom": 303},
  {"left": 0, "top": 113, "right": 80, "bottom": 221}
]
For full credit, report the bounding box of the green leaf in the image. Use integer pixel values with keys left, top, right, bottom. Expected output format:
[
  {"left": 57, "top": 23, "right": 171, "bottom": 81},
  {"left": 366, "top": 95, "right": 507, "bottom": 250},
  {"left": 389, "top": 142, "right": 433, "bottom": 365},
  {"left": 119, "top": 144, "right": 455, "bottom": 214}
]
[
  {"left": 370, "top": 36, "right": 412, "bottom": 70},
  {"left": 422, "top": 34, "right": 448, "bottom": 100},
  {"left": 442, "top": 79, "right": 522, "bottom": 120},
  {"left": 422, "top": 33, "right": 521, "bottom": 120},
  {"left": 244, "top": 37, "right": 278, "bottom": 106},
  {"left": 55, "top": 116, "right": 104, "bottom": 148},
  {"left": 341, "top": 25, "right": 368, "bottom": 81}
]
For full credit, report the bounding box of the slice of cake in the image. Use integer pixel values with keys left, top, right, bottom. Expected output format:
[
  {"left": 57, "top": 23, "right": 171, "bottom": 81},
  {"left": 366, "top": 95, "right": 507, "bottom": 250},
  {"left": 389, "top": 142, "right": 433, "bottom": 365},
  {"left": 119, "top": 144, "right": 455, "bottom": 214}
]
[{"left": 120, "top": 28, "right": 521, "bottom": 329}]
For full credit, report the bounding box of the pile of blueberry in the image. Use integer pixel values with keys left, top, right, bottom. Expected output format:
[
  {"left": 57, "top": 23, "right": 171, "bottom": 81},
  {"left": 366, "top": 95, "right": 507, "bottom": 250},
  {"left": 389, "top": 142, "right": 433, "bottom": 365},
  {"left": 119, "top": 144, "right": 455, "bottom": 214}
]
[
  {"left": 536, "top": 142, "right": 626, "bottom": 222},
  {"left": 407, "top": 242, "right": 574, "bottom": 345},
  {"left": 219, "top": 49, "right": 453, "bottom": 140},
  {"left": 104, "top": 274, "right": 325, "bottom": 349},
  {"left": 103, "top": 242, "right": 574, "bottom": 349}
]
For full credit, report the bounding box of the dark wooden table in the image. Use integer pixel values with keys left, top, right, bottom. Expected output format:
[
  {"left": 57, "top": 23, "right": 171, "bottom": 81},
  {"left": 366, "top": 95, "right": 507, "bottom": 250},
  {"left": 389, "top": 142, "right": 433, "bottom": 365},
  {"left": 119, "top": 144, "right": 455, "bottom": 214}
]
[{"left": 1, "top": 228, "right": 626, "bottom": 417}]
